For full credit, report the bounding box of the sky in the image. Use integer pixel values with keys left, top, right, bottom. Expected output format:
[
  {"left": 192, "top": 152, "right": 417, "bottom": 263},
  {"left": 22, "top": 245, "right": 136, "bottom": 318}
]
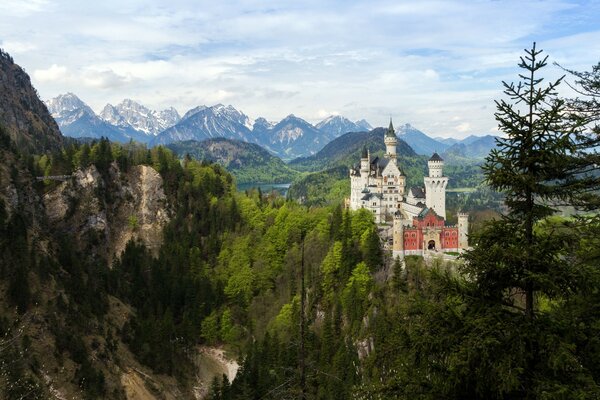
[{"left": 1, "top": 0, "right": 599, "bottom": 139}]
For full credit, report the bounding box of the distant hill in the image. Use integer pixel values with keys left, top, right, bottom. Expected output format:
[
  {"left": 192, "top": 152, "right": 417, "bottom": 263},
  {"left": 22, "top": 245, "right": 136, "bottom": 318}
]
[
  {"left": 443, "top": 135, "right": 499, "bottom": 160},
  {"left": 0, "top": 49, "right": 62, "bottom": 152},
  {"left": 288, "top": 128, "right": 430, "bottom": 204},
  {"left": 289, "top": 127, "right": 418, "bottom": 172},
  {"left": 166, "top": 138, "right": 299, "bottom": 184},
  {"left": 287, "top": 165, "right": 350, "bottom": 206}
]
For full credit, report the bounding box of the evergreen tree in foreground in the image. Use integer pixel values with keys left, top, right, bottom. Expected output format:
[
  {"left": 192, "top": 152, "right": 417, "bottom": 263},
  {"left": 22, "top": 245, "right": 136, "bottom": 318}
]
[
  {"left": 475, "top": 42, "right": 589, "bottom": 318},
  {"left": 365, "top": 44, "right": 600, "bottom": 399},
  {"left": 457, "top": 43, "right": 600, "bottom": 397}
]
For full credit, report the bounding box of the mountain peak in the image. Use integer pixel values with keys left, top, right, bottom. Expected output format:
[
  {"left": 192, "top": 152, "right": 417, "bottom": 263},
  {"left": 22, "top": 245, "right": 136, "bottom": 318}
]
[
  {"left": 316, "top": 115, "right": 371, "bottom": 139},
  {"left": 99, "top": 98, "right": 180, "bottom": 136},
  {"left": 182, "top": 105, "right": 208, "bottom": 120}
]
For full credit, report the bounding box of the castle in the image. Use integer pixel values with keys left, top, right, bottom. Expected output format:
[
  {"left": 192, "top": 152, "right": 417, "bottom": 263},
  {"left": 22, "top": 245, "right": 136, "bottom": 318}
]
[{"left": 348, "top": 120, "right": 468, "bottom": 258}]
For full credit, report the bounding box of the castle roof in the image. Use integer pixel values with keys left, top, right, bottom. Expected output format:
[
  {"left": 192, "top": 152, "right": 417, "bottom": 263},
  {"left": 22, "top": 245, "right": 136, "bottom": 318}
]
[
  {"left": 385, "top": 118, "right": 397, "bottom": 138},
  {"left": 409, "top": 186, "right": 425, "bottom": 199},
  {"left": 361, "top": 192, "right": 383, "bottom": 201},
  {"left": 361, "top": 146, "right": 368, "bottom": 158},
  {"left": 429, "top": 152, "right": 444, "bottom": 162}
]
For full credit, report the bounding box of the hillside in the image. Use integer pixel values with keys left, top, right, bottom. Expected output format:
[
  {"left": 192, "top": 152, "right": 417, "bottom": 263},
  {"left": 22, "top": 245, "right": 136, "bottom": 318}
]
[
  {"left": 287, "top": 128, "right": 428, "bottom": 204},
  {"left": 0, "top": 49, "right": 62, "bottom": 152},
  {"left": 443, "top": 134, "right": 498, "bottom": 160},
  {"left": 289, "top": 127, "right": 418, "bottom": 172},
  {"left": 287, "top": 165, "right": 350, "bottom": 206},
  {"left": 166, "top": 138, "right": 299, "bottom": 184}
]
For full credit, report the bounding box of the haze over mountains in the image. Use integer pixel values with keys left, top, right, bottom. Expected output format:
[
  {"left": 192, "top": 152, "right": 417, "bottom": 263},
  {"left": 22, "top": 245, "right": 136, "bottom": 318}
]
[{"left": 45, "top": 92, "right": 496, "bottom": 160}]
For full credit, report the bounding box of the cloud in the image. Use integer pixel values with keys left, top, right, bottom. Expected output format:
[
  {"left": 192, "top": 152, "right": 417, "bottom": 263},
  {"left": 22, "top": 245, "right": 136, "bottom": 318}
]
[
  {"left": 33, "top": 64, "right": 68, "bottom": 82},
  {"left": 2, "top": 0, "right": 597, "bottom": 139},
  {"left": 455, "top": 122, "right": 472, "bottom": 133},
  {"left": 317, "top": 109, "right": 339, "bottom": 118},
  {"left": 0, "top": 0, "right": 48, "bottom": 17},
  {"left": 0, "top": 40, "right": 37, "bottom": 54},
  {"left": 82, "top": 69, "right": 132, "bottom": 89}
]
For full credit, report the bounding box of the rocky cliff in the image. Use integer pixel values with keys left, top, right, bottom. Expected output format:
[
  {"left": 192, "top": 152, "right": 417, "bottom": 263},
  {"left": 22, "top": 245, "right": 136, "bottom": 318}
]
[
  {"left": 43, "top": 163, "right": 170, "bottom": 264},
  {"left": 0, "top": 49, "right": 62, "bottom": 152}
]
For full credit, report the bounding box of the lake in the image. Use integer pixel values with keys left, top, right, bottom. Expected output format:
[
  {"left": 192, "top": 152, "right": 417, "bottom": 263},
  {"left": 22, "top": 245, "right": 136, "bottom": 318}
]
[{"left": 237, "top": 182, "right": 292, "bottom": 197}]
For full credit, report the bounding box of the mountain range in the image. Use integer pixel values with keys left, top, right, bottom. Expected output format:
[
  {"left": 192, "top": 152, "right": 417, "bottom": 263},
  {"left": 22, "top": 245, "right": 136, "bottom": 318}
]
[
  {"left": 45, "top": 93, "right": 375, "bottom": 159},
  {"left": 45, "top": 92, "right": 497, "bottom": 161}
]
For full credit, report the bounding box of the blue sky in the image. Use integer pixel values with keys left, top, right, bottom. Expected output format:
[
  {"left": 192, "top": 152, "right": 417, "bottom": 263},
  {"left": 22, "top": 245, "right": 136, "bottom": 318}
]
[{"left": 1, "top": 0, "right": 599, "bottom": 138}]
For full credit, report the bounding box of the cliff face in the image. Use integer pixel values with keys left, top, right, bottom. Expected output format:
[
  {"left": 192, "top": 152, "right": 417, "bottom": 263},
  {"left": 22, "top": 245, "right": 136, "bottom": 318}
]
[
  {"left": 43, "top": 163, "right": 170, "bottom": 263},
  {"left": 0, "top": 49, "right": 63, "bottom": 152}
]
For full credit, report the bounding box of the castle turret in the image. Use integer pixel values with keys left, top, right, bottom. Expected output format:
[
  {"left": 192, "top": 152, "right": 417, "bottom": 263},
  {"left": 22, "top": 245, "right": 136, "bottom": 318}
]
[
  {"left": 424, "top": 152, "right": 448, "bottom": 218},
  {"left": 360, "top": 146, "right": 370, "bottom": 173},
  {"left": 384, "top": 119, "right": 397, "bottom": 162},
  {"left": 392, "top": 211, "right": 404, "bottom": 259},
  {"left": 458, "top": 212, "right": 469, "bottom": 251}
]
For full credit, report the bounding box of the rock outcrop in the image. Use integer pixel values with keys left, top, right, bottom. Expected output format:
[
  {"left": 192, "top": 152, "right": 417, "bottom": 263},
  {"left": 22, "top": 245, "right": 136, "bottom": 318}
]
[
  {"left": 0, "top": 49, "right": 63, "bottom": 152},
  {"left": 43, "top": 163, "right": 170, "bottom": 263}
]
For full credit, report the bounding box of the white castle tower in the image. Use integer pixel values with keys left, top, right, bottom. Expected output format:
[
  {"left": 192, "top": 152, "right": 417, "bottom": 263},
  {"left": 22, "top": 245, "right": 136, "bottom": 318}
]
[
  {"left": 458, "top": 212, "right": 469, "bottom": 251},
  {"left": 384, "top": 119, "right": 397, "bottom": 162},
  {"left": 392, "top": 211, "right": 404, "bottom": 259},
  {"left": 361, "top": 146, "right": 370, "bottom": 174},
  {"left": 424, "top": 153, "right": 448, "bottom": 218}
]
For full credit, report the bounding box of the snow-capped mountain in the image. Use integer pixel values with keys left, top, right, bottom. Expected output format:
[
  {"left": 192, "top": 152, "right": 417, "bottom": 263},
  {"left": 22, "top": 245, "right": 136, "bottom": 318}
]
[
  {"left": 395, "top": 123, "right": 451, "bottom": 156},
  {"left": 355, "top": 119, "right": 373, "bottom": 131},
  {"left": 315, "top": 115, "right": 373, "bottom": 138},
  {"left": 265, "top": 114, "right": 333, "bottom": 159},
  {"left": 45, "top": 93, "right": 139, "bottom": 142},
  {"left": 46, "top": 92, "right": 96, "bottom": 125},
  {"left": 99, "top": 99, "right": 180, "bottom": 136},
  {"left": 181, "top": 105, "right": 208, "bottom": 121},
  {"left": 151, "top": 104, "right": 254, "bottom": 146}
]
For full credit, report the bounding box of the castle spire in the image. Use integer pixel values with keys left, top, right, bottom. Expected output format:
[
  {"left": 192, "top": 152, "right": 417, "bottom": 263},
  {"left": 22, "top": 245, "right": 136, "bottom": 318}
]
[{"left": 386, "top": 118, "right": 396, "bottom": 138}]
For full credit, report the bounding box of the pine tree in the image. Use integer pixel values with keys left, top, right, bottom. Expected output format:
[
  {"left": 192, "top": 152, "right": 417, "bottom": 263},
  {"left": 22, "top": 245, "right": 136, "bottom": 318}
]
[
  {"left": 558, "top": 61, "right": 600, "bottom": 210},
  {"left": 477, "top": 42, "right": 586, "bottom": 318}
]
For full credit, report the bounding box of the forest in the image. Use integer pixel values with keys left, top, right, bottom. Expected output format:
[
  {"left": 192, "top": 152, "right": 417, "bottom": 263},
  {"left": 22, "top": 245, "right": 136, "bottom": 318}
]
[{"left": 0, "top": 44, "right": 599, "bottom": 399}]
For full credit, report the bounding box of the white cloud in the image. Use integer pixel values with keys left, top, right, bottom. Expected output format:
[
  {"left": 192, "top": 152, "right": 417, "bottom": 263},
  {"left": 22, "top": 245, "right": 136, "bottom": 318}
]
[
  {"left": 82, "top": 69, "right": 132, "bottom": 89},
  {"left": 2, "top": 0, "right": 597, "bottom": 139},
  {"left": 0, "top": 40, "right": 37, "bottom": 54},
  {"left": 33, "top": 64, "right": 68, "bottom": 82},
  {"left": 317, "top": 109, "right": 339, "bottom": 118},
  {"left": 455, "top": 122, "right": 472, "bottom": 133},
  {"left": 0, "top": 0, "right": 49, "bottom": 17}
]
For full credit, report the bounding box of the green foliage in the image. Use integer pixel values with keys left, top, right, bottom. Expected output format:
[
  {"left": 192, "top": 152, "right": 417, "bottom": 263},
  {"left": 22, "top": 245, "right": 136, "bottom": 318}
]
[
  {"left": 166, "top": 138, "right": 300, "bottom": 184},
  {"left": 201, "top": 311, "right": 220, "bottom": 345},
  {"left": 358, "top": 45, "right": 600, "bottom": 399},
  {"left": 342, "top": 262, "right": 372, "bottom": 329},
  {"left": 321, "top": 241, "right": 343, "bottom": 301}
]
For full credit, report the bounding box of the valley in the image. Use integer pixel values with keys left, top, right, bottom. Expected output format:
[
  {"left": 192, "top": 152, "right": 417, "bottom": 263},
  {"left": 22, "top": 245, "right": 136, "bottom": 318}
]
[{"left": 1, "top": 17, "right": 599, "bottom": 399}]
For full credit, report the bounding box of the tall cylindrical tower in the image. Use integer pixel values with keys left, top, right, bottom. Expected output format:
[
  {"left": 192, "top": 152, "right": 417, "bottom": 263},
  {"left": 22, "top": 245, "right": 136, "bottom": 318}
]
[
  {"left": 360, "top": 146, "right": 370, "bottom": 173},
  {"left": 392, "top": 211, "right": 404, "bottom": 259},
  {"left": 384, "top": 119, "right": 397, "bottom": 162},
  {"left": 458, "top": 212, "right": 469, "bottom": 250},
  {"left": 424, "top": 152, "right": 448, "bottom": 218}
]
